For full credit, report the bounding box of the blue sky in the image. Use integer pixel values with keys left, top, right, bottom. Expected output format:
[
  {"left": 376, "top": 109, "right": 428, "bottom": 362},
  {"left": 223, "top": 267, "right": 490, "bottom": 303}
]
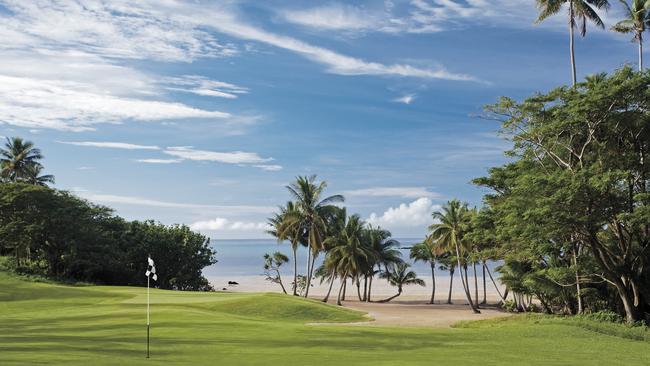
[{"left": 0, "top": 0, "right": 639, "bottom": 238}]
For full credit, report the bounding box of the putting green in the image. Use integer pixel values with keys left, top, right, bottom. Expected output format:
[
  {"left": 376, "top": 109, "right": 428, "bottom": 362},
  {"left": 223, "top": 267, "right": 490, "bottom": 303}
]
[{"left": 1, "top": 272, "right": 649, "bottom": 365}]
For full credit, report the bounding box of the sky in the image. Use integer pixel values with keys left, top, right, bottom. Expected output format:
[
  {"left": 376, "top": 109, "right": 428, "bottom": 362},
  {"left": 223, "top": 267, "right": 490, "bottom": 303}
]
[{"left": 0, "top": 0, "right": 639, "bottom": 239}]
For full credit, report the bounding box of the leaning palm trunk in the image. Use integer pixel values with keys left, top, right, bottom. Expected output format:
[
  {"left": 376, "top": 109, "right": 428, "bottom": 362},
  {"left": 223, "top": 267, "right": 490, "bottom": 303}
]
[
  {"left": 304, "top": 250, "right": 317, "bottom": 298},
  {"left": 454, "top": 242, "right": 480, "bottom": 313},
  {"left": 367, "top": 275, "right": 373, "bottom": 302},
  {"left": 429, "top": 262, "right": 436, "bottom": 304},
  {"left": 356, "top": 277, "right": 363, "bottom": 301},
  {"left": 322, "top": 275, "right": 335, "bottom": 302},
  {"left": 336, "top": 271, "right": 349, "bottom": 306},
  {"left": 379, "top": 286, "right": 402, "bottom": 303}
]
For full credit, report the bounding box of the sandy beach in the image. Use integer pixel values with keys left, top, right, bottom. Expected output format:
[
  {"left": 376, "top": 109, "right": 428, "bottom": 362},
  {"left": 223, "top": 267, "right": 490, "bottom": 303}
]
[{"left": 209, "top": 274, "right": 510, "bottom": 327}]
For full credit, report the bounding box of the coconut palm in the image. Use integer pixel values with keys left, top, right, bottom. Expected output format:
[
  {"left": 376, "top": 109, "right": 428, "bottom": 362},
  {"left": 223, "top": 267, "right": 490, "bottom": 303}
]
[
  {"left": 612, "top": 0, "right": 650, "bottom": 70},
  {"left": 410, "top": 237, "right": 445, "bottom": 304},
  {"left": 267, "top": 201, "right": 305, "bottom": 296},
  {"left": 378, "top": 263, "right": 425, "bottom": 303},
  {"left": 286, "top": 175, "right": 344, "bottom": 297},
  {"left": 325, "top": 214, "right": 372, "bottom": 305},
  {"left": 23, "top": 164, "right": 55, "bottom": 186},
  {"left": 0, "top": 137, "right": 48, "bottom": 183},
  {"left": 535, "top": 0, "right": 610, "bottom": 86},
  {"left": 364, "top": 225, "right": 402, "bottom": 302},
  {"left": 429, "top": 200, "right": 481, "bottom": 313}
]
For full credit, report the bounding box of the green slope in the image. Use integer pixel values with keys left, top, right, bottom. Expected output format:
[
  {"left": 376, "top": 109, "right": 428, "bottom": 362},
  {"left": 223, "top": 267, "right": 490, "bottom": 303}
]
[{"left": 1, "top": 271, "right": 649, "bottom": 366}]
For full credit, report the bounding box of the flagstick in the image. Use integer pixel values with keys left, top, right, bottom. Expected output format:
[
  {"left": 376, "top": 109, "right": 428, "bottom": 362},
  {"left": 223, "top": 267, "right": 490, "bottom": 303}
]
[{"left": 147, "top": 274, "right": 150, "bottom": 359}]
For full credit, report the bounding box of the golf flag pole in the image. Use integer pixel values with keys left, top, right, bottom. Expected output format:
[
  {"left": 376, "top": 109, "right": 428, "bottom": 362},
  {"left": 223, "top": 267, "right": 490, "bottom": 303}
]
[{"left": 145, "top": 256, "right": 157, "bottom": 358}]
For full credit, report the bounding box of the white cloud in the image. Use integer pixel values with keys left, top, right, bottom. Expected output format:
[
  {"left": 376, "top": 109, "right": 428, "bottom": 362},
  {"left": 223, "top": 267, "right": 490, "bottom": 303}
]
[
  {"left": 190, "top": 217, "right": 271, "bottom": 232},
  {"left": 0, "top": 0, "right": 237, "bottom": 62},
  {"left": 135, "top": 158, "right": 182, "bottom": 164},
  {"left": 163, "top": 146, "right": 273, "bottom": 165},
  {"left": 0, "top": 71, "right": 231, "bottom": 131},
  {"left": 393, "top": 94, "right": 416, "bottom": 104},
  {"left": 346, "top": 187, "right": 440, "bottom": 199},
  {"left": 252, "top": 164, "right": 283, "bottom": 172},
  {"left": 58, "top": 141, "right": 160, "bottom": 150},
  {"left": 80, "top": 192, "right": 275, "bottom": 214},
  {"left": 283, "top": 4, "right": 379, "bottom": 31},
  {"left": 367, "top": 197, "right": 438, "bottom": 228},
  {"left": 162, "top": 75, "right": 248, "bottom": 99}
]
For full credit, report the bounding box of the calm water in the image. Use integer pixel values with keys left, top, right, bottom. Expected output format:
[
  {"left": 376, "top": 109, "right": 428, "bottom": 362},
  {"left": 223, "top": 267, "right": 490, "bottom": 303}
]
[{"left": 203, "top": 238, "right": 500, "bottom": 279}]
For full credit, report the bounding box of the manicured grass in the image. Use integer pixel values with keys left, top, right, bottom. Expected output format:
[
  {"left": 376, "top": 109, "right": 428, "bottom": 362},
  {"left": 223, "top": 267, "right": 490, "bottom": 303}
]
[{"left": 1, "top": 272, "right": 649, "bottom": 366}]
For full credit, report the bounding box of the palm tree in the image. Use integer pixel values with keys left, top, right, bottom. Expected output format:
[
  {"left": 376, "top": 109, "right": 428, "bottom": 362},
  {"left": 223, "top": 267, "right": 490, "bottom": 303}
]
[
  {"left": 612, "top": 0, "right": 650, "bottom": 70},
  {"left": 378, "top": 263, "right": 425, "bottom": 303},
  {"left": 429, "top": 200, "right": 481, "bottom": 313},
  {"left": 325, "top": 214, "right": 372, "bottom": 306},
  {"left": 410, "top": 237, "right": 444, "bottom": 304},
  {"left": 0, "top": 137, "right": 49, "bottom": 183},
  {"left": 24, "top": 164, "right": 55, "bottom": 186},
  {"left": 536, "top": 0, "right": 610, "bottom": 86},
  {"left": 286, "top": 175, "right": 344, "bottom": 298},
  {"left": 364, "top": 225, "right": 402, "bottom": 302},
  {"left": 268, "top": 201, "right": 305, "bottom": 296}
]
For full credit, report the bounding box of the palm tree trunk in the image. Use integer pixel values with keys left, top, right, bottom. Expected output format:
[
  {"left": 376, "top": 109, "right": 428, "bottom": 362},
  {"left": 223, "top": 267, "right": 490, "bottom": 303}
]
[
  {"left": 473, "top": 261, "right": 479, "bottom": 309},
  {"left": 639, "top": 33, "right": 643, "bottom": 71},
  {"left": 304, "top": 250, "right": 317, "bottom": 298},
  {"left": 342, "top": 277, "right": 347, "bottom": 301},
  {"left": 337, "top": 271, "right": 349, "bottom": 306},
  {"left": 304, "top": 249, "right": 312, "bottom": 296},
  {"left": 481, "top": 261, "right": 487, "bottom": 305},
  {"left": 322, "top": 275, "right": 335, "bottom": 302},
  {"left": 367, "top": 275, "right": 373, "bottom": 302},
  {"left": 569, "top": 1, "right": 577, "bottom": 86},
  {"left": 429, "top": 262, "right": 436, "bottom": 304},
  {"left": 455, "top": 242, "right": 480, "bottom": 313},
  {"left": 356, "top": 276, "right": 363, "bottom": 301},
  {"left": 363, "top": 275, "right": 368, "bottom": 301},
  {"left": 447, "top": 268, "right": 454, "bottom": 304},
  {"left": 292, "top": 245, "right": 298, "bottom": 296},
  {"left": 379, "top": 287, "right": 402, "bottom": 303}
]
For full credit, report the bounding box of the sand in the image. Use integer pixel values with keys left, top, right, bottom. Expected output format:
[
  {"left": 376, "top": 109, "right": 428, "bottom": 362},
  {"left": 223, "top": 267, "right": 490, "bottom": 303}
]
[{"left": 209, "top": 275, "right": 511, "bottom": 328}]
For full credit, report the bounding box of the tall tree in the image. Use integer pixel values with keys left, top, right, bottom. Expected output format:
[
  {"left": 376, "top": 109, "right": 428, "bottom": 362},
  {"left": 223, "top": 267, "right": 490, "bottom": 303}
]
[
  {"left": 410, "top": 238, "right": 444, "bottom": 304},
  {"left": 429, "top": 200, "right": 481, "bottom": 314},
  {"left": 378, "top": 263, "right": 425, "bottom": 303},
  {"left": 535, "top": 0, "right": 610, "bottom": 86},
  {"left": 0, "top": 137, "right": 51, "bottom": 184},
  {"left": 612, "top": 0, "right": 650, "bottom": 70},
  {"left": 364, "top": 225, "right": 402, "bottom": 302},
  {"left": 286, "top": 175, "right": 344, "bottom": 298},
  {"left": 268, "top": 201, "right": 305, "bottom": 296}
]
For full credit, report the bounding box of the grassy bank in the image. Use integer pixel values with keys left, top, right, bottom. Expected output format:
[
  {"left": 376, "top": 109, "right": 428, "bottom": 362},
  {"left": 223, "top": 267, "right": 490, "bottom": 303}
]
[{"left": 1, "top": 271, "right": 649, "bottom": 365}]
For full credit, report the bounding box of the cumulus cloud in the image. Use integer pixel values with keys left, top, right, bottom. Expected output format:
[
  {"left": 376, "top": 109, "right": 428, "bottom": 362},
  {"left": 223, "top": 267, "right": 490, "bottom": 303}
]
[
  {"left": 345, "top": 187, "right": 439, "bottom": 199},
  {"left": 58, "top": 141, "right": 160, "bottom": 150},
  {"left": 367, "top": 197, "right": 438, "bottom": 228},
  {"left": 190, "top": 217, "right": 271, "bottom": 232}
]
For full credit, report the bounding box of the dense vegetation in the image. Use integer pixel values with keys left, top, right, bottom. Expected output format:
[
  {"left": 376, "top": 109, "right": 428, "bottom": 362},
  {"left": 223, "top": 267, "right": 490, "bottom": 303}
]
[
  {"left": 2, "top": 271, "right": 649, "bottom": 366},
  {"left": 0, "top": 138, "right": 216, "bottom": 290}
]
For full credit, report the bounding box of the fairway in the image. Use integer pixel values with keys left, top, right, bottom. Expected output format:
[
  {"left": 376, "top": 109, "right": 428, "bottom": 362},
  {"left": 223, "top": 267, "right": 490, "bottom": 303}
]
[{"left": 1, "top": 272, "right": 649, "bottom": 366}]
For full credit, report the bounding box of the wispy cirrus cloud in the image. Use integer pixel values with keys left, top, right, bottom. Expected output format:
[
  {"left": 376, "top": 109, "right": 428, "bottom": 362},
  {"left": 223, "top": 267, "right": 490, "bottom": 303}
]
[
  {"left": 163, "top": 146, "right": 273, "bottom": 165},
  {"left": 58, "top": 141, "right": 160, "bottom": 150},
  {"left": 393, "top": 94, "right": 416, "bottom": 104},
  {"left": 189, "top": 217, "right": 271, "bottom": 232},
  {"left": 134, "top": 158, "right": 182, "bottom": 164},
  {"left": 162, "top": 75, "right": 249, "bottom": 99}
]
